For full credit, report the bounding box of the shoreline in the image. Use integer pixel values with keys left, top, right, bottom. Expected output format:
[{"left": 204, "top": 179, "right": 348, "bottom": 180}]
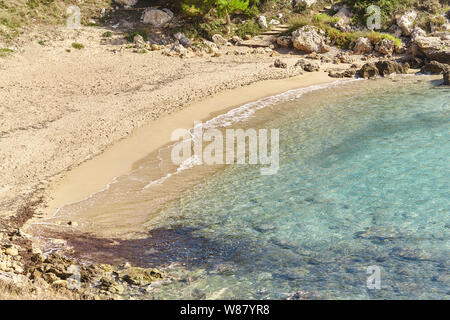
[{"left": 32, "top": 71, "right": 339, "bottom": 228}]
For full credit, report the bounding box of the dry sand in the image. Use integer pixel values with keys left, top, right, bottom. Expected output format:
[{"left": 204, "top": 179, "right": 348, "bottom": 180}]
[{"left": 0, "top": 26, "right": 353, "bottom": 228}]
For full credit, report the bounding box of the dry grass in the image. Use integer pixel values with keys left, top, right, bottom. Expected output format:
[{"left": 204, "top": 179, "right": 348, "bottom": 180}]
[{"left": 0, "top": 0, "right": 112, "bottom": 43}]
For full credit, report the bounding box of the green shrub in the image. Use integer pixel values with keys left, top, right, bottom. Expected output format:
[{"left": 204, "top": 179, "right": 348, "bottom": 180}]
[
  {"left": 125, "top": 29, "right": 148, "bottom": 43},
  {"left": 235, "top": 20, "right": 262, "bottom": 38},
  {"left": 71, "top": 42, "right": 84, "bottom": 50}
]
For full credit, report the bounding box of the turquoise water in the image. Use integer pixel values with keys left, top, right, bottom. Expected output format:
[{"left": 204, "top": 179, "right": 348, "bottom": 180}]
[{"left": 144, "top": 79, "right": 449, "bottom": 299}]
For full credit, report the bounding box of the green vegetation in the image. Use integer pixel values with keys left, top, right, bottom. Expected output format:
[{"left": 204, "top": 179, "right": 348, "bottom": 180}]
[
  {"left": 71, "top": 42, "right": 84, "bottom": 50},
  {"left": 102, "top": 31, "right": 112, "bottom": 38},
  {"left": 125, "top": 29, "right": 148, "bottom": 43},
  {"left": 287, "top": 12, "right": 403, "bottom": 50},
  {"left": 0, "top": 47, "right": 13, "bottom": 57},
  {"left": 0, "top": 0, "right": 112, "bottom": 43}
]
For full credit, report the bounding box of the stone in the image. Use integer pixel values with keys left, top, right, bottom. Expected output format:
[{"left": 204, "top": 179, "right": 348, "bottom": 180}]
[
  {"left": 150, "top": 43, "right": 163, "bottom": 51},
  {"left": 397, "top": 11, "right": 417, "bottom": 36},
  {"left": 411, "top": 27, "right": 427, "bottom": 40},
  {"left": 119, "top": 267, "right": 163, "bottom": 286},
  {"left": 420, "top": 61, "right": 448, "bottom": 74},
  {"left": 142, "top": 8, "right": 174, "bottom": 28},
  {"left": 443, "top": 70, "right": 450, "bottom": 85},
  {"left": 292, "top": 26, "right": 329, "bottom": 53},
  {"left": 328, "top": 69, "right": 356, "bottom": 78},
  {"left": 174, "top": 32, "right": 192, "bottom": 48},
  {"left": 295, "top": 59, "right": 319, "bottom": 72},
  {"left": 269, "top": 19, "right": 280, "bottom": 25},
  {"left": 375, "top": 39, "right": 394, "bottom": 55},
  {"left": 5, "top": 247, "right": 18, "bottom": 256},
  {"left": 353, "top": 37, "right": 373, "bottom": 55},
  {"left": 414, "top": 36, "right": 443, "bottom": 53},
  {"left": 114, "top": 0, "right": 137, "bottom": 7},
  {"left": 274, "top": 59, "right": 287, "bottom": 68},
  {"left": 294, "top": 0, "right": 317, "bottom": 8},
  {"left": 426, "top": 50, "right": 450, "bottom": 64},
  {"left": 258, "top": 16, "right": 268, "bottom": 29},
  {"left": 276, "top": 36, "right": 292, "bottom": 48},
  {"left": 212, "top": 34, "right": 227, "bottom": 46},
  {"left": 334, "top": 5, "right": 352, "bottom": 24},
  {"left": 375, "top": 60, "right": 407, "bottom": 76},
  {"left": 358, "top": 63, "right": 379, "bottom": 79}
]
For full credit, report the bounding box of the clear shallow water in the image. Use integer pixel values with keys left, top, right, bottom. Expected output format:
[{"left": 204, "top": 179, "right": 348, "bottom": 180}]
[{"left": 143, "top": 79, "right": 450, "bottom": 300}]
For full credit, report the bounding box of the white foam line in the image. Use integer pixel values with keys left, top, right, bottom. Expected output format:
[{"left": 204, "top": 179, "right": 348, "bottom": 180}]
[{"left": 142, "top": 79, "right": 361, "bottom": 189}]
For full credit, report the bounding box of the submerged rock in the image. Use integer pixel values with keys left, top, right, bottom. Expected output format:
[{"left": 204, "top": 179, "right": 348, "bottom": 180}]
[{"left": 118, "top": 267, "right": 163, "bottom": 286}]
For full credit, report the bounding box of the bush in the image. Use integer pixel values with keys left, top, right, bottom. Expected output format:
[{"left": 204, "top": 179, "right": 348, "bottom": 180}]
[{"left": 235, "top": 20, "right": 262, "bottom": 38}]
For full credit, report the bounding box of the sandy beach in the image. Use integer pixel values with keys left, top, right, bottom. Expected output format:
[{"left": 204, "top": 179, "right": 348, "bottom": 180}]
[{"left": 0, "top": 25, "right": 352, "bottom": 224}]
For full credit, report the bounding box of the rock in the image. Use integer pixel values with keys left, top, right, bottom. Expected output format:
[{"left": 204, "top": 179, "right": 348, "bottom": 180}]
[
  {"left": 292, "top": 26, "right": 329, "bottom": 53},
  {"left": 411, "top": 27, "right": 427, "bottom": 40},
  {"left": 114, "top": 0, "right": 137, "bottom": 7},
  {"left": 5, "top": 247, "right": 18, "bottom": 256},
  {"left": 328, "top": 69, "right": 356, "bottom": 78},
  {"left": 375, "top": 39, "right": 394, "bottom": 56},
  {"left": 358, "top": 63, "right": 379, "bottom": 79},
  {"left": 334, "top": 5, "right": 352, "bottom": 24},
  {"left": 119, "top": 267, "right": 163, "bottom": 286},
  {"left": 426, "top": 50, "right": 450, "bottom": 64},
  {"left": 274, "top": 59, "right": 287, "bottom": 68},
  {"left": 174, "top": 32, "right": 192, "bottom": 48},
  {"left": 212, "top": 34, "right": 227, "bottom": 46},
  {"left": 295, "top": 59, "right": 319, "bottom": 72},
  {"left": 99, "top": 277, "right": 124, "bottom": 294},
  {"left": 294, "top": 0, "right": 317, "bottom": 8},
  {"left": 397, "top": 11, "right": 417, "bottom": 36},
  {"left": 414, "top": 36, "right": 443, "bottom": 53},
  {"left": 353, "top": 37, "right": 373, "bottom": 55},
  {"left": 375, "top": 60, "right": 407, "bottom": 76},
  {"left": 408, "top": 57, "right": 425, "bottom": 69},
  {"left": 231, "top": 36, "right": 241, "bottom": 44},
  {"left": 420, "top": 61, "right": 448, "bottom": 74},
  {"left": 269, "top": 19, "right": 280, "bottom": 25},
  {"left": 276, "top": 36, "right": 292, "bottom": 48},
  {"left": 244, "top": 34, "right": 252, "bottom": 40},
  {"left": 443, "top": 70, "right": 450, "bottom": 85},
  {"left": 52, "top": 279, "right": 68, "bottom": 288},
  {"left": 142, "top": 8, "right": 174, "bottom": 28},
  {"left": 258, "top": 16, "right": 268, "bottom": 29},
  {"left": 150, "top": 43, "right": 164, "bottom": 51},
  {"left": 288, "top": 290, "right": 321, "bottom": 300}
]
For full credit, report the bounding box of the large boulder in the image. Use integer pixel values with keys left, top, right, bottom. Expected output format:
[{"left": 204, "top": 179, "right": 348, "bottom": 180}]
[
  {"left": 396, "top": 11, "right": 417, "bottom": 36},
  {"left": 115, "top": 0, "right": 138, "bottom": 6},
  {"left": 334, "top": 5, "right": 352, "bottom": 24},
  {"left": 420, "top": 61, "right": 448, "bottom": 74},
  {"left": 414, "top": 36, "right": 443, "bottom": 53},
  {"left": 292, "top": 26, "right": 329, "bottom": 53},
  {"left": 358, "top": 63, "right": 379, "bottom": 79},
  {"left": 276, "top": 36, "right": 292, "bottom": 48},
  {"left": 375, "top": 60, "right": 408, "bottom": 76},
  {"left": 426, "top": 50, "right": 450, "bottom": 64},
  {"left": 142, "top": 8, "right": 174, "bottom": 27},
  {"left": 375, "top": 39, "right": 394, "bottom": 55},
  {"left": 353, "top": 37, "right": 373, "bottom": 55}
]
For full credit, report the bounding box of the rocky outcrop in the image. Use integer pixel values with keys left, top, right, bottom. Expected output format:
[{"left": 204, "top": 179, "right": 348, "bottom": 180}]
[
  {"left": 358, "top": 60, "right": 409, "bottom": 78},
  {"left": 375, "top": 60, "right": 409, "bottom": 76},
  {"left": 328, "top": 68, "right": 356, "bottom": 78},
  {"left": 353, "top": 37, "right": 373, "bottom": 55},
  {"left": 292, "top": 26, "right": 329, "bottom": 53},
  {"left": 426, "top": 50, "right": 450, "bottom": 64},
  {"left": 420, "top": 61, "right": 448, "bottom": 74},
  {"left": 375, "top": 39, "right": 394, "bottom": 55},
  {"left": 357, "top": 63, "right": 379, "bottom": 79},
  {"left": 142, "top": 8, "right": 174, "bottom": 27},
  {"left": 396, "top": 11, "right": 417, "bottom": 36},
  {"left": 295, "top": 59, "right": 319, "bottom": 72}
]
